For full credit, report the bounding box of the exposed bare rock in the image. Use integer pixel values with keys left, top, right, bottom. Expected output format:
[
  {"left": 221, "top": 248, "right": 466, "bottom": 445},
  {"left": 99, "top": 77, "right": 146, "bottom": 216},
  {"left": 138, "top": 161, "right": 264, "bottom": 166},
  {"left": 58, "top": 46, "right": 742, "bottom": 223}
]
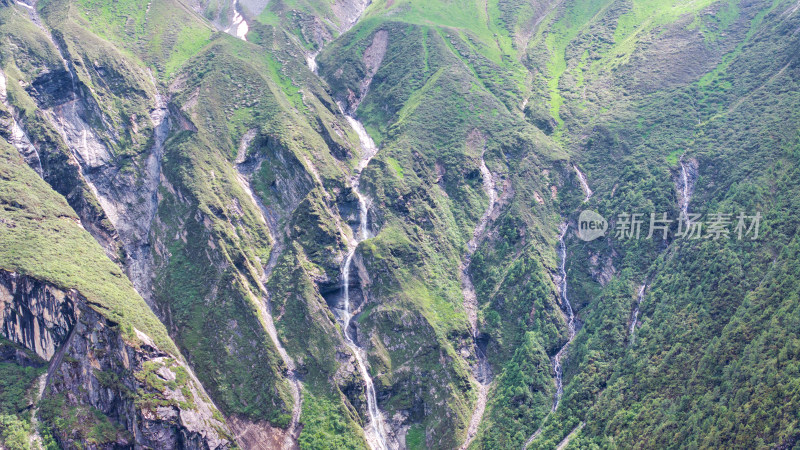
[
  {"left": 0, "top": 69, "right": 44, "bottom": 177},
  {"left": 345, "top": 29, "right": 389, "bottom": 113},
  {"left": 228, "top": 416, "right": 297, "bottom": 450},
  {"left": 588, "top": 251, "right": 617, "bottom": 287},
  {"left": 332, "top": 0, "right": 372, "bottom": 32},
  {"left": 0, "top": 270, "right": 233, "bottom": 449},
  {"left": 0, "top": 271, "right": 76, "bottom": 360}
]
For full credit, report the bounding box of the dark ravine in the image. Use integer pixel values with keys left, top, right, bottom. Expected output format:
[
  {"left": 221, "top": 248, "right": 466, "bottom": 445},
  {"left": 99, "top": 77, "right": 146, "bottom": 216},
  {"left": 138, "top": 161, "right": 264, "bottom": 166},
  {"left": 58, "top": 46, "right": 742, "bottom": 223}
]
[
  {"left": 3, "top": 6, "right": 254, "bottom": 445},
  {"left": 1, "top": 4, "right": 120, "bottom": 259},
  {"left": 16, "top": 0, "right": 168, "bottom": 292},
  {"left": 233, "top": 131, "right": 304, "bottom": 449}
]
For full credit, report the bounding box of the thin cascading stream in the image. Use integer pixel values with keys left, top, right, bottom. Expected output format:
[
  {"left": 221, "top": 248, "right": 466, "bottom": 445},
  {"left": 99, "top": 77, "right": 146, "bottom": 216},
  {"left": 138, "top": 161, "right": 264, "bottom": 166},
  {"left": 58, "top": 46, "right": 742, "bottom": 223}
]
[
  {"left": 678, "top": 154, "right": 694, "bottom": 221},
  {"left": 304, "top": 44, "right": 388, "bottom": 450},
  {"left": 681, "top": 162, "right": 689, "bottom": 213},
  {"left": 628, "top": 156, "right": 695, "bottom": 348},
  {"left": 525, "top": 168, "right": 593, "bottom": 449},
  {"left": 573, "top": 165, "right": 592, "bottom": 203},
  {"left": 628, "top": 284, "right": 646, "bottom": 346},
  {"left": 630, "top": 157, "right": 694, "bottom": 348},
  {"left": 523, "top": 225, "right": 575, "bottom": 449},
  {"left": 341, "top": 249, "right": 388, "bottom": 450},
  {"left": 550, "top": 165, "right": 593, "bottom": 411},
  {"left": 552, "top": 225, "right": 575, "bottom": 411},
  {"left": 629, "top": 157, "right": 694, "bottom": 347},
  {"left": 339, "top": 113, "right": 389, "bottom": 450}
]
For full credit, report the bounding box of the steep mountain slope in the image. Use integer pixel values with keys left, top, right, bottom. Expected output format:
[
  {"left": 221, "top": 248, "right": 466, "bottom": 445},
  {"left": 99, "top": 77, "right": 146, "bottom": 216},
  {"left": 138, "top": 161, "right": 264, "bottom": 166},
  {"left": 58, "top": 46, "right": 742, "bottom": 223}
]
[
  {"left": 315, "top": 6, "right": 571, "bottom": 446},
  {"left": 0, "top": 0, "right": 798, "bottom": 448},
  {"left": 513, "top": 0, "right": 800, "bottom": 447},
  {"left": 0, "top": 137, "right": 232, "bottom": 448}
]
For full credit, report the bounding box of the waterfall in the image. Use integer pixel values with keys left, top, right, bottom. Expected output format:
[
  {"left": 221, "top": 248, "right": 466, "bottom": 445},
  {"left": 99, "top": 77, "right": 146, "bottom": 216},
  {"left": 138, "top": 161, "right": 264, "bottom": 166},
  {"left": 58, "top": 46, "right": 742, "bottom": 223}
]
[
  {"left": 552, "top": 224, "right": 576, "bottom": 411},
  {"left": 681, "top": 160, "right": 689, "bottom": 215},
  {"left": 573, "top": 165, "right": 592, "bottom": 203},
  {"left": 628, "top": 284, "right": 646, "bottom": 346},
  {"left": 306, "top": 51, "right": 319, "bottom": 74},
  {"left": 338, "top": 113, "right": 389, "bottom": 450},
  {"left": 226, "top": 0, "right": 249, "bottom": 41},
  {"left": 678, "top": 155, "right": 694, "bottom": 219},
  {"left": 524, "top": 224, "right": 577, "bottom": 448},
  {"left": 308, "top": 32, "right": 388, "bottom": 448}
]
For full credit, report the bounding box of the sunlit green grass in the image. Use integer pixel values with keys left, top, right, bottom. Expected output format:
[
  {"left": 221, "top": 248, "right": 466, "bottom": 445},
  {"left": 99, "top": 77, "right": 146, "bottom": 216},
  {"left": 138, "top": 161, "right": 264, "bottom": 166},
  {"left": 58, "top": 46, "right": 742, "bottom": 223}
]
[
  {"left": 0, "top": 142, "right": 178, "bottom": 355},
  {"left": 72, "top": 0, "right": 213, "bottom": 78}
]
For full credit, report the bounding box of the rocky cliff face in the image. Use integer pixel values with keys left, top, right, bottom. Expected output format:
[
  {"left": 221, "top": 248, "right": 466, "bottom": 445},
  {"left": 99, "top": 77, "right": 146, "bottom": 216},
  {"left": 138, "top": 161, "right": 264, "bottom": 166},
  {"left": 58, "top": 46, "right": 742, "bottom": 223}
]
[
  {"left": 0, "top": 270, "right": 76, "bottom": 360},
  {"left": 0, "top": 270, "right": 233, "bottom": 449}
]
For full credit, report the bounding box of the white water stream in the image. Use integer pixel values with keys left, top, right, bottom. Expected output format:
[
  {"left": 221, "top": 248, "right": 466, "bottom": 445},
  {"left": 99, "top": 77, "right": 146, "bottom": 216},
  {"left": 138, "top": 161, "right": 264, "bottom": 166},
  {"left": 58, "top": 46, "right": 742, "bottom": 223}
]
[
  {"left": 226, "top": 0, "right": 249, "bottom": 41},
  {"left": 339, "top": 113, "right": 388, "bottom": 450},
  {"left": 524, "top": 163, "right": 597, "bottom": 448},
  {"left": 678, "top": 155, "right": 694, "bottom": 219},
  {"left": 573, "top": 165, "right": 592, "bottom": 203},
  {"left": 551, "top": 165, "right": 592, "bottom": 403},
  {"left": 628, "top": 284, "right": 646, "bottom": 346},
  {"left": 552, "top": 225, "right": 575, "bottom": 411},
  {"left": 306, "top": 51, "right": 320, "bottom": 74},
  {"left": 545, "top": 165, "right": 593, "bottom": 415},
  {"left": 302, "top": 47, "right": 387, "bottom": 449},
  {"left": 524, "top": 164, "right": 594, "bottom": 448},
  {"left": 524, "top": 224, "right": 575, "bottom": 449}
]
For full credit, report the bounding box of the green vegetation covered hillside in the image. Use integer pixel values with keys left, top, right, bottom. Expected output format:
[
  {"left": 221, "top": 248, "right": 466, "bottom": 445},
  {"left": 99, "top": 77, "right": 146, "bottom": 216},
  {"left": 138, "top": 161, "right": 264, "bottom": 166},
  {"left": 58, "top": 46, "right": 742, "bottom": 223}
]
[{"left": 0, "top": 0, "right": 798, "bottom": 448}]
